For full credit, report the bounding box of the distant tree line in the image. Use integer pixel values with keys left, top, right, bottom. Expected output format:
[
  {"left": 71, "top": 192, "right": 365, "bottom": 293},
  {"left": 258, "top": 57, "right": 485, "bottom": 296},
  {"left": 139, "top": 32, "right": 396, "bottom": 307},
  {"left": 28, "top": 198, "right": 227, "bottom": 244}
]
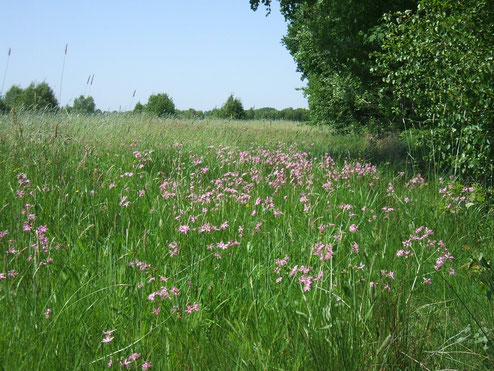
[
  {"left": 0, "top": 82, "right": 309, "bottom": 121},
  {"left": 0, "top": 82, "right": 98, "bottom": 114},
  {"left": 245, "top": 107, "right": 309, "bottom": 121},
  {"left": 0, "top": 85, "right": 308, "bottom": 122},
  {"left": 134, "top": 93, "right": 309, "bottom": 121}
]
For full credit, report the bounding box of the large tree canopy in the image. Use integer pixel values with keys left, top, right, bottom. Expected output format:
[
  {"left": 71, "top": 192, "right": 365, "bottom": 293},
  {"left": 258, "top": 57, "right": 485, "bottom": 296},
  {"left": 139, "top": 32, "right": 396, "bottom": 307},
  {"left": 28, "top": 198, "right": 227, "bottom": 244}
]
[{"left": 250, "top": 0, "right": 416, "bottom": 129}]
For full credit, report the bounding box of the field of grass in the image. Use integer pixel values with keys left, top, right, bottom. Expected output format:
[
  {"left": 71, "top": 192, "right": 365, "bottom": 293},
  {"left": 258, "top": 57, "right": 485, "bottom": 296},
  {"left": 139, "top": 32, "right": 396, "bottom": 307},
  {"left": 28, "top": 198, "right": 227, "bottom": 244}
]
[{"left": 1, "top": 112, "right": 493, "bottom": 369}]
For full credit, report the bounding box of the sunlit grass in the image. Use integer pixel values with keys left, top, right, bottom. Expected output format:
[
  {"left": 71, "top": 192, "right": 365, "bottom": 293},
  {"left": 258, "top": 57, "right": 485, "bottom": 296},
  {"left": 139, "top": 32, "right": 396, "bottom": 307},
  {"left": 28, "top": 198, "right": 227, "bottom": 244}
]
[{"left": 0, "top": 112, "right": 493, "bottom": 369}]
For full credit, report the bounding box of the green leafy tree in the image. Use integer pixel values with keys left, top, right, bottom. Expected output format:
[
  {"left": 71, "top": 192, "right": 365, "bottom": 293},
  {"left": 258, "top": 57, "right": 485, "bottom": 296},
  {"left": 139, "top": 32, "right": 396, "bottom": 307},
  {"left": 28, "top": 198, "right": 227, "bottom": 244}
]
[
  {"left": 219, "top": 94, "right": 246, "bottom": 119},
  {"left": 72, "top": 95, "right": 96, "bottom": 114},
  {"left": 179, "top": 108, "right": 204, "bottom": 119},
  {"left": 4, "top": 85, "right": 24, "bottom": 109},
  {"left": 133, "top": 101, "right": 144, "bottom": 113},
  {"left": 255, "top": 107, "right": 278, "bottom": 120},
  {"left": 145, "top": 93, "right": 175, "bottom": 117},
  {"left": 373, "top": 0, "right": 494, "bottom": 181},
  {"left": 4, "top": 82, "right": 58, "bottom": 111},
  {"left": 21, "top": 82, "right": 59, "bottom": 111},
  {"left": 250, "top": 0, "right": 416, "bottom": 129},
  {"left": 0, "top": 97, "right": 6, "bottom": 113}
]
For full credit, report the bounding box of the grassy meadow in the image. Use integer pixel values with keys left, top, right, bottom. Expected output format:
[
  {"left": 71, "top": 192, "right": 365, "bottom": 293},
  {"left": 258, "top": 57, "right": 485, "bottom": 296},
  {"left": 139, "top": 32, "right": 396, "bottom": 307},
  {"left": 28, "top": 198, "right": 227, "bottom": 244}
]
[{"left": 0, "top": 112, "right": 493, "bottom": 369}]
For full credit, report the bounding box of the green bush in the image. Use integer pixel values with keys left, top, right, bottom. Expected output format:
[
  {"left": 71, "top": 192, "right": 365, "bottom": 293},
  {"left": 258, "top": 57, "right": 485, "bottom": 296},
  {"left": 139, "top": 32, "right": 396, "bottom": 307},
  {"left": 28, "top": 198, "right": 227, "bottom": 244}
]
[
  {"left": 71, "top": 95, "right": 96, "bottom": 114},
  {"left": 0, "top": 97, "right": 6, "bottom": 113},
  {"left": 218, "top": 94, "right": 246, "bottom": 119},
  {"left": 133, "top": 101, "right": 144, "bottom": 114},
  {"left": 145, "top": 93, "right": 175, "bottom": 117},
  {"left": 3, "top": 82, "right": 58, "bottom": 111},
  {"left": 373, "top": 0, "right": 494, "bottom": 183},
  {"left": 4, "top": 85, "right": 24, "bottom": 109}
]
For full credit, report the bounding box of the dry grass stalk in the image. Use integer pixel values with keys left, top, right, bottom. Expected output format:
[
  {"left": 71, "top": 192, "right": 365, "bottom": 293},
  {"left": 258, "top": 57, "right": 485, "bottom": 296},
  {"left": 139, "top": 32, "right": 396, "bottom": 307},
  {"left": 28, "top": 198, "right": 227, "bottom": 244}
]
[{"left": 53, "top": 122, "right": 59, "bottom": 138}]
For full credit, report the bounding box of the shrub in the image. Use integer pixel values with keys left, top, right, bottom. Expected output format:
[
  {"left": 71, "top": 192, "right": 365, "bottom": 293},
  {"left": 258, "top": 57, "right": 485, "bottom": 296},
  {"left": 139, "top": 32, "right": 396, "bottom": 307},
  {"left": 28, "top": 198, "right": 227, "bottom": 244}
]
[
  {"left": 4, "top": 85, "right": 24, "bottom": 109},
  {"left": 145, "top": 93, "right": 175, "bottom": 117},
  {"left": 0, "top": 97, "right": 6, "bottom": 113},
  {"left": 372, "top": 0, "right": 494, "bottom": 183},
  {"left": 3, "top": 82, "right": 58, "bottom": 111},
  {"left": 219, "top": 94, "right": 246, "bottom": 119},
  {"left": 133, "top": 101, "right": 144, "bottom": 114},
  {"left": 72, "top": 95, "right": 96, "bottom": 114}
]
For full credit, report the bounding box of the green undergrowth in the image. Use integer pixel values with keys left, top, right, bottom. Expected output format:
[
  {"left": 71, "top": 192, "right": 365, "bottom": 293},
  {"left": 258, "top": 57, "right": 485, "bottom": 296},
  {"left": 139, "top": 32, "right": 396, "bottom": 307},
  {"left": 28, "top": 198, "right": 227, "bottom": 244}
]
[{"left": 0, "top": 113, "right": 493, "bottom": 369}]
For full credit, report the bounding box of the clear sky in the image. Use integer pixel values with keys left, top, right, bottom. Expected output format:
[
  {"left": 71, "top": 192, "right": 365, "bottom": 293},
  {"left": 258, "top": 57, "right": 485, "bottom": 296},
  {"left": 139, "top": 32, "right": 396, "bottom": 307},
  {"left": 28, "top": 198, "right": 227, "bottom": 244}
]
[{"left": 0, "top": 0, "right": 308, "bottom": 112}]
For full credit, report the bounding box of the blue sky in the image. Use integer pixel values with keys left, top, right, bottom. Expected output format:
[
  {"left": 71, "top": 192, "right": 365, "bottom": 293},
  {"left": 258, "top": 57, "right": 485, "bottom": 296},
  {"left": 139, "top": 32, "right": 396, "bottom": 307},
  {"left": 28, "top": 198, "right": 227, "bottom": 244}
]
[{"left": 0, "top": 0, "right": 308, "bottom": 111}]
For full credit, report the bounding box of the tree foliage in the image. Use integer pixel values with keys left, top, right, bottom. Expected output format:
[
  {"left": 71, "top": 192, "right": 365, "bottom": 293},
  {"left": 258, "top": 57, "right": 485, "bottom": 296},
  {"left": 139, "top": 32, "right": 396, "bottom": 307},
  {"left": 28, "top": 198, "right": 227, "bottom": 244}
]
[
  {"left": 71, "top": 95, "right": 96, "bottom": 114},
  {"left": 3, "top": 82, "right": 58, "bottom": 111},
  {"left": 218, "top": 94, "right": 246, "bottom": 119},
  {"left": 4, "top": 85, "right": 24, "bottom": 109},
  {"left": 251, "top": 0, "right": 493, "bottom": 183},
  {"left": 251, "top": 0, "right": 416, "bottom": 129},
  {"left": 0, "top": 97, "right": 6, "bottom": 113},
  {"left": 133, "top": 101, "right": 144, "bottom": 114},
  {"left": 244, "top": 106, "right": 309, "bottom": 121},
  {"left": 145, "top": 93, "right": 175, "bottom": 117},
  {"left": 372, "top": 0, "right": 493, "bottom": 181}
]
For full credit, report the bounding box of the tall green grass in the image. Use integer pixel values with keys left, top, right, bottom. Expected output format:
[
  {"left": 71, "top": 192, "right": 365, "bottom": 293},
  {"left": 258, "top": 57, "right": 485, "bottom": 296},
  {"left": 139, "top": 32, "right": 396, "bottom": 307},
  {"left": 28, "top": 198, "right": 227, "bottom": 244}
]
[{"left": 0, "top": 112, "right": 493, "bottom": 369}]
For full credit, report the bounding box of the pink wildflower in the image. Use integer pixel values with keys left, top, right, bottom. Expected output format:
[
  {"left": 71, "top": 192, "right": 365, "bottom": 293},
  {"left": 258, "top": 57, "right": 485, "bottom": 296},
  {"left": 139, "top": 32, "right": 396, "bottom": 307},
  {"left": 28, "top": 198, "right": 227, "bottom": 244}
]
[
  {"left": 7, "top": 270, "right": 18, "bottom": 278},
  {"left": 119, "top": 196, "right": 130, "bottom": 207},
  {"left": 128, "top": 353, "right": 141, "bottom": 361},
  {"left": 314, "top": 270, "right": 324, "bottom": 281},
  {"left": 349, "top": 224, "right": 359, "bottom": 233},
  {"left": 177, "top": 225, "right": 190, "bottom": 234},
  {"left": 275, "top": 255, "right": 289, "bottom": 266},
  {"left": 313, "top": 242, "right": 333, "bottom": 261},
  {"left": 101, "top": 336, "right": 114, "bottom": 343},
  {"left": 273, "top": 209, "right": 284, "bottom": 217},
  {"left": 168, "top": 241, "right": 179, "bottom": 256},
  {"left": 121, "top": 358, "right": 132, "bottom": 368},
  {"left": 289, "top": 265, "right": 299, "bottom": 277},
  {"left": 184, "top": 302, "right": 199, "bottom": 313},
  {"left": 142, "top": 361, "right": 152, "bottom": 370},
  {"left": 299, "top": 275, "right": 312, "bottom": 292}
]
